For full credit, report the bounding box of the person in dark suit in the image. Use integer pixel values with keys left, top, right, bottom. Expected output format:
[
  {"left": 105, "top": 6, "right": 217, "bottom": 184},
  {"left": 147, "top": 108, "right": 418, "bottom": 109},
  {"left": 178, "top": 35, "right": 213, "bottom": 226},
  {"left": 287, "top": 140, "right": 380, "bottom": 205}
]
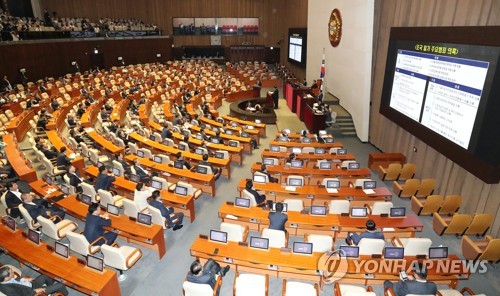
[
  {"left": 161, "top": 123, "right": 172, "bottom": 140},
  {"left": 148, "top": 190, "right": 184, "bottom": 230},
  {"left": 83, "top": 203, "right": 118, "bottom": 246},
  {"left": 5, "top": 182, "right": 23, "bottom": 218},
  {"left": 21, "top": 193, "right": 65, "bottom": 223},
  {"left": 56, "top": 146, "right": 71, "bottom": 167},
  {"left": 0, "top": 265, "right": 69, "bottom": 296},
  {"left": 133, "top": 158, "right": 151, "bottom": 183},
  {"left": 67, "top": 115, "right": 77, "bottom": 128},
  {"left": 272, "top": 86, "right": 279, "bottom": 109},
  {"left": 69, "top": 129, "right": 85, "bottom": 144},
  {"left": 268, "top": 202, "right": 288, "bottom": 231},
  {"left": 95, "top": 166, "right": 116, "bottom": 191},
  {"left": 346, "top": 219, "right": 385, "bottom": 245},
  {"left": 76, "top": 103, "right": 85, "bottom": 118},
  {"left": 40, "top": 143, "right": 58, "bottom": 159},
  {"left": 108, "top": 120, "right": 119, "bottom": 133},
  {"left": 50, "top": 98, "right": 60, "bottom": 111},
  {"left": 115, "top": 153, "right": 131, "bottom": 175},
  {"left": 36, "top": 115, "right": 48, "bottom": 131},
  {"left": 186, "top": 259, "right": 230, "bottom": 291},
  {"left": 259, "top": 164, "right": 278, "bottom": 183},
  {"left": 245, "top": 180, "right": 270, "bottom": 208},
  {"left": 67, "top": 165, "right": 93, "bottom": 194},
  {"left": 384, "top": 262, "right": 437, "bottom": 296},
  {"left": 199, "top": 154, "right": 221, "bottom": 180},
  {"left": 175, "top": 152, "right": 191, "bottom": 170}
]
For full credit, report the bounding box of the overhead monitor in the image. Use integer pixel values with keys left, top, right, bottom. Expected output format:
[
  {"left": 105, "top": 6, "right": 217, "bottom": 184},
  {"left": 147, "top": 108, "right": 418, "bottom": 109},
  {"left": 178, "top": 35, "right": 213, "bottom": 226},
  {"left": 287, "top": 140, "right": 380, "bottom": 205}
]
[
  {"left": 209, "top": 230, "right": 228, "bottom": 244},
  {"left": 288, "top": 28, "right": 307, "bottom": 68}
]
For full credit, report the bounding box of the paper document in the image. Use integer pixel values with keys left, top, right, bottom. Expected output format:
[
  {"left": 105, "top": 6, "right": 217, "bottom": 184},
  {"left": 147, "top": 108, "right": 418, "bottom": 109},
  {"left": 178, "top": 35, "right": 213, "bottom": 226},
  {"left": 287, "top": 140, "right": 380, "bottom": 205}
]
[
  {"left": 363, "top": 189, "right": 375, "bottom": 195},
  {"left": 326, "top": 188, "right": 338, "bottom": 194},
  {"left": 285, "top": 186, "right": 297, "bottom": 192}
]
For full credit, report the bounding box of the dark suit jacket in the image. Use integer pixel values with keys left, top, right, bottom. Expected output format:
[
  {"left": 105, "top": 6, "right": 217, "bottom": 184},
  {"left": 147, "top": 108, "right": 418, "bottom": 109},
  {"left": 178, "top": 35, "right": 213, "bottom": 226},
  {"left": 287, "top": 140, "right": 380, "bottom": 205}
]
[
  {"left": 68, "top": 172, "right": 82, "bottom": 188},
  {"left": 392, "top": 279, "right": 437, "bottom": 296},
  {"left": 95, "top": 173, "right": 115, "bottom": 191},
  {"left": 118, "top": 159, "right": 131, "bottom": 174},
  {"left": 268, "top": 212, "right": 288, "bottom": 231},
  {"left": 246, "top": 188, "right": 265, "bottom": 205},
  {"left": 42, "top": 148, "right": 58, "bottom": 159},
  {"left": 161, "top": 128, "right": 172, "bottom": 139},
  {"left": 56, "top": 152, "right": 71, "bottom": 167},
  {"left": 5, "top": 191, "right": 23, "bottom": 218},
  {"left": 0, "top": 282, "right": 36, "bottom": 296},
  {"left": 84, "top": 213, "right": 112, "bottom": 245},
  {"left": 23, "top": 199, "right": 48, "bottom": 222},
  {"left": 133, "top": 165, "right": 149, "bottom": 178}
]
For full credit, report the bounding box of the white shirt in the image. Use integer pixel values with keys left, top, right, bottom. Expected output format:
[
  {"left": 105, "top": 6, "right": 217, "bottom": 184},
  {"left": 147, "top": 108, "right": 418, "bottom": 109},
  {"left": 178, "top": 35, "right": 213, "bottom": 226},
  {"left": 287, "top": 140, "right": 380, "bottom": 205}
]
[{"left": 134, "top": 187, "right": 154, "bottom": 210}]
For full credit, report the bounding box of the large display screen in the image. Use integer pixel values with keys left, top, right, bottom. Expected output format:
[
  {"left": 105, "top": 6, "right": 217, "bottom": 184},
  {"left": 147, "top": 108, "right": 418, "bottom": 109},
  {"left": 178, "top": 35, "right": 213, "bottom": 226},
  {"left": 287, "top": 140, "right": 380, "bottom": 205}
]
[
  {"left": 380, "top": 27, "right": 500, "bottom": 183},
  {"left": 289, "top": 36, "right": 303, "bottom": 62},
  {"left": 288, "top": 28, "right": 307, "bottom": 68}
]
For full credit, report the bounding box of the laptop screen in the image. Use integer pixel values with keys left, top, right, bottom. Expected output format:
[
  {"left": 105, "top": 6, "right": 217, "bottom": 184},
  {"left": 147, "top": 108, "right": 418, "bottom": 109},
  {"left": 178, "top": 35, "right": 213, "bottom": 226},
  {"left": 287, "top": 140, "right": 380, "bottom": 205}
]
[
  {"left": 231, "top": 122, "right": 238, "bottom": 127},
  {"left": 363, "top": 180, "right": 377, "bottom": 189},
  {"left": 319, "top": 161, "right": 332, "bottom": 170},
  {"left": 151, "top": 180, "right": 162, "bottom": 190},
  {"left": 384, "top": 247, "right": 405, "bottom": 259},
  {"left": 278, "top": 136, "right": 288, "bottom": 142},
  {"left": 195, "top": 148, "right": 204, "bottom": 155},
  {"left": 211, "top": 138, "right": 220, "bottom": 144},
  {"left": 178, "top": 144, "right": 186, "bottom": 151},
  {"left": 263, "top": 158, "right": 274, "bottom": 165},
  {"left": 55, "top": 241, "right": 69, "bottom": 258},
  {"left": 212, "top": 127, "right": 219, "bottom": 133},
  {"left": 302, "top": 137, "right": 312, "bottom": 143},
  {"left": 107, "top": 204, "right": 119, "bottom": 216},
  {"left": 226, "top": 130, "right": 233, "bottom": 135},
  {"left": 154, "top": 156, "right": 162, "bottom": 163},
  {"left": 340, "top": 246, "right": 360, "bottom": 258},
  {"left": 293, "top": 242, "right": 313, "bottom": 255},
  {"left": 315, "top": 148, "right": 325, "bottom": 155},
  {"left": 138, "top": 130, "right": 145, "bottom": 136},
  {"left": 97, "top": 161, "right": 104, "bottom": 168},
  {"left": 326, "top": 180, "right": 340, "bottom": 189},
  {"left": 311, "top": 206, "right": 327, "bottom": 216},
  {"left": 28, "top": 229, "right": 41, "bottom": 245},
  {"left": 292, "top": 147, "right": 302, "bottom": 154},
  {"left": 241, "top": 132, "right": 250, "bottom": 138},
  {"left": 112, "top": 167, "right": 121, "bottom": 177},
  {"left": 137, "top": 213, "right": 152, "bottom": 226},
  {"left": 229, "top": 141, "right": 238, "bottom": 147},
  {"left": 250, "top": 237, "right": 269, "bottom": 250},
  {"left": 196, "top": 134, "right": 203, "bottom": 140},
  {"left": 429, "top": 247, "right": 448, "bottom": 259},
  {"left": 288, "top": 178, "right": 303, "bottom": 187},
  {"left": 137, "top": 150, "right": 145, "bottom": 158},
  {"left": 196, "top": 166, "right": 208, "bottom": 174},
  {"left": 149, "top": 134, "right": 156, "bottom": 141},
  {"left": 390, "top": 207, "right": 406, "bottom": 217},
  {"left": 291, "top": 160, "right": 303, "bottom": 168},
  {"left": 46, "top": 175, "right": 53, "bottom": 185},
  {"left": 270, "top": 146, "right": 279, "bottom": 152},
  {"left": 61, "top": 184, "right": 70, "bottom": 195},
  {"left": 214, "top": 152, "right": 224, "bottom": 159},
  {"left": 350, "top": 207, "right": 368, "bottom": 217},
  {"left": 87, "top": 254, "right": 104, "bottom": 272},
  {"left": 253, "top": 175, "right": 267, "bottom": 183},
  {"left": 325, "top": 138, "right": 334, "bottom": 143},
  {"left": 337, "top": 148, "right": 347, "bottom": 155},
  {"left": 80, "top": 194, "right": 92, "bottom": 205},
  {"left": 209, "top": 230, "right": 228, "bottom": 244},
  {"left": 129, "top": 174, "right": 140, "bottom": 183},
  {"left": 173, "top": 160, "right": 184, "bottom": 169},
  {"left": 348, "top": 162, "right": 360, "bottom": 170},
  {"left": 175, "top": 186, "right": 188, "bottom": 196},
  {"left": 235, "top": 197, "right": 250, "bottom": 208}
]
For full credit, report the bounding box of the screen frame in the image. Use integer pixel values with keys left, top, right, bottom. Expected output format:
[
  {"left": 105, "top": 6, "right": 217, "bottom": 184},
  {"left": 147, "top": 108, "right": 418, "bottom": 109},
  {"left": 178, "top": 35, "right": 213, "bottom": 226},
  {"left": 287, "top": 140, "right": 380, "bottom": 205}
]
[
  {"left": 340, "top": 245, "right": 360, "bottom": 258},
  {"left": 86, "top": 254, "right": 104, "bottom": 272},
  {"left": 384, "top": 247, "right": 405, "bottom": 259},
  {"left": 428, "top": 246, "right": 449, "bottom": 259},
  {"left": 249, "top": 236, "right": 269, "bottom": 250},
  {"left": 235, "top": 197, "right": 250, "bottom": 208},
  {"left": 55, "top": 241, "right": 70, "bottom": 258},
  {"left": 209, "top": 230, "right": 228, "bottom": 244},
  {"left": 287, "top": 28, "right": 308, "bottom": 68}
]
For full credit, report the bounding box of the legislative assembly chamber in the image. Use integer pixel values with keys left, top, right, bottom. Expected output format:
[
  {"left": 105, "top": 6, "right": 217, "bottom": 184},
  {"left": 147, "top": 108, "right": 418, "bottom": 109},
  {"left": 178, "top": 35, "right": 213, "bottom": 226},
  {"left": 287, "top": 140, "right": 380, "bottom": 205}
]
[{"left": 0, "top": 0, "right": 499, "bottom": 295}]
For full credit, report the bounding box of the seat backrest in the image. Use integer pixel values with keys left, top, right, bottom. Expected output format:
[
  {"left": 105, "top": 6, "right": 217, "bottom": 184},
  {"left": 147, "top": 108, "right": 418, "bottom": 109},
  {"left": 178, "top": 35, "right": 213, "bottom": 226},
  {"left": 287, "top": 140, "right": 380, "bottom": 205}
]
[
  {"left": 81, "top": 182, "right": 97, "bottom": 202},
  {"left": 197, "top": 164, "right": 213, "bottom": 175},
  {"left": 480, "top": 238, "right": 500, "bottom": 261},
  {"left": 420, "top": 195, "right": 444, "bottom": 215},
  {"left": 302, "top": 147, "right": 314, "bottom": 154},
  {"left": 147, "top": 205, "right": 166, "bottom": 229},
  {"left": 80, "top": 142, "right": 90, "bottom": 156},
  {"left": 415, "top": 179, "right": 436, "bottom": 198},
  {"left": 66, "top": 231, "right": 90, "bottom": 256},
  {"left": 164, "top": 138, "right": 175, "bottom": 146},
  {"left": 128, "top": 142, "right": 138, "bottom": 154},
  {"left": 400, "top": 179, "right": 420, "bottom": 197},
  {"left": 37, "top": 216, "right": 59, "bottom": 240},
  {"left": 98, "top": 189, "right": 114, "bottom": 207},
  {"left": 216, "top": 150, "right": 229, "bottom": 159},
  {"left": 112, "top": 160, "right": 125, "bottom": 174},
  {"left": 306, "top": 234, "right": 333, "bottom": 253},
  {"left": 262, "top": 228, "right": 286, "bottom": 248},
  {"left": 100, "top": 244, "right": 127, "bottom": 270},
  {"left": 220, "top": 222, "right": 245, "bottom": 242},
  {"left": 358, "top": 238, "right": 386, "bottom": 255},
  {"left": 88, "top": 150, "right": 100, "bottom": 164},
  {"left": 123, "top": 199, "right": 140, "bottom": 218},
  {"left": 242, "top": 189, "right": 258, "bottom": 206},
  {"left": 399, "top": 163, "right": 416, "bottom": 180},
  {"left": 438, "top": 195, "right": 462, "bottom": 215},
  {"left": 371, "top": 202, "right": 393, "bottom": 215},
  {"left": 254, "top": 172, "right": 269, "bottom": 183},
  {"left": 465, "top": 213, "right": 493, "bottom": 236},
  {"left": 287, "top": 175, "right": 304, "bottom": 186},
  {"left": 329, "top": 200, "right": 350, "bottom": 214},
  {"left": 183, "top": 280, "right": 215, "bottom": 296},
  {"left": 157, "top": 154, "right": 171, "bottom": 164},
  {"left": 403, "top": 238, "right": 432, "bottom": 256},
  {"left": 283, "top": 199, "right": 303, "bottom": 212},
  {"left": 445, "top": 214, "right": 473, "bottom": 235},
  {"left": 152, "top": 176, "right": 169, "bottom": 190},
  {"left": 384, "top": 163, "right": 402, "bottom": 180},
  {"left": 142, "top": 148, "right": 154, "bottom": 159},
  {"left": 18, "top": 204, "right": 39, "bottom": 230}
]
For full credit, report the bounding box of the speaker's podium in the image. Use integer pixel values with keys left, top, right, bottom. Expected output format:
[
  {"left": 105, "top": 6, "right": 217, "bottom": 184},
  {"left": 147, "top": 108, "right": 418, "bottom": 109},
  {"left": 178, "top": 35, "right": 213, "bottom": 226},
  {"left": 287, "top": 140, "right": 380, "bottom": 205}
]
[{"left": 266, "top": 90, "right": 275, "bottom": 109}]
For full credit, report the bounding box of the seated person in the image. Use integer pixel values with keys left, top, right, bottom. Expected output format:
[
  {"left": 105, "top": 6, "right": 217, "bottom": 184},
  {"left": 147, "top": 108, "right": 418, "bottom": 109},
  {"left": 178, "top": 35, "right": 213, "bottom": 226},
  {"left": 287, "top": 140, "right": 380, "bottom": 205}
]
[
  {"left": 100, "top": 107, "right": 109, "bottom": 122},
  {"left": 259, "top": 164, "right": 278, "bottom": 183},
  {"left": 285, "top": 153, "right": 302, "bottom": 167},
  {"left": 40, "top": 143, "right": 58, "bottom": 159},
  {"left": 199, "top": 154, "right": 221, "bottom": 180},
  {"left": 175, "top": 152, "right": 191, "bottom": 170},
  {"left": 76, "top": 103, "right": 85, "bottom": 118},
  {"left": 183, "top": 135, "right": 194, "bottom": 151},
  {"left": 22, "top": 192, "right": 65, "bottom": 223},
  {"left": 346, "top": 219, "right": 385, "bottom": 245},
  {"left": 161, "top": 123, "right": 173, "bottom": 140},
  {"left": 5, "top": 182, "right": 23, "bottom": 219},
  {"left": 384, "top": 262, "right": 437, "bottom": 296},
  {"left": 0, "top": 266, "right": 69, "bottom": 296},
  {"left": 56, "top": 146, "right": 72, "bottom": 167},
  {"left": 69, "top": 129, "right": 85, "bottom": 144},
  {"left": 83, "top": 203, "right": 118, "bottom": 246},
  {"left": 108, "top": 120, "right": 119, "bottom": 133},
  {"left": 268, "top": 202, "right": 288, "bottom": 232},
  {"left": 134, "top": 182, "right": 154, "bottom": 211},
  {"left": 148, "top": 190, "right": 184, "bottom": 231},
  {"left": 186, "top": 259, "right": 230, "bottom": 292},
  {"left": 50, "top": 98, "right": 60, "bottom": 111},
  {"left": 36, "top": 115, "right": 49, "bottom": 131},
  {"left": 115, "top": 153, "right": 131, "bottom": 175},
  {"left": 67, "top": 165, "right": 93, "bottom": 194},
  {"left": 67, "top": 114, "right": 77, "bottom": 128},
  {"left": 95, "top": 166, "right": 116, "bottom": 192},
  {"left": 133, "top": 158, "right": 152, "bottom": 183},
  {"left": 278, "top": 130, "right": 289, "bottom": 141},
  {"left": 244, "top": 180, "right": 271, "bottom": 208}
]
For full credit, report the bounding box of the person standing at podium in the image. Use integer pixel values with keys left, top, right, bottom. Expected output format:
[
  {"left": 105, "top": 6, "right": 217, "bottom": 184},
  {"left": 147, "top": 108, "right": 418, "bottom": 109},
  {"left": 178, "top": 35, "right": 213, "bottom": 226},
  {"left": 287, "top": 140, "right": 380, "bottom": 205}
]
[{"left": 272, "top": 86, "right": 279, "bottom": 109}]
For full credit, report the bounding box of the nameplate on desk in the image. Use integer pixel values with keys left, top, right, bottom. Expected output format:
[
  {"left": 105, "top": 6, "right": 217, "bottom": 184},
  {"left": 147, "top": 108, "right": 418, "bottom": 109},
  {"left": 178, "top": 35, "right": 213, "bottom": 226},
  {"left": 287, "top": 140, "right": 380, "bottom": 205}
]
[
  {"left": 306, "top": 194, "right": 313, "bottom": 199},
  {"left": 268, "top": 264, "right": 279, "bottom": 270},
  {"left": 223, "top": 257, "right": 234, "bottom": 264},
  {"left": 250, "top": 218, "right": 258, "bottom": 223},
  {"left": 226, "top": 202, "right": 234, "bottom": 206},
  {"left": 331, "top": 226, "right": 339, "bottom": 230},
  {"left": 290, "top": 223, "right": 298, "bottom": 228},
  {"left": 77, "top": 258, "right": 86, "bottom": 265},
  {"left": 382, "top": 228, "right": 395, "bottom": 232},
  {"left": 280, "top": 247, "right": 291, "bottom": 254},
  {"left": 300, "top": 210, "right": 308, "bottom": 215},
  {"left": 226, "top": 215, "right": 238, "bottom": 220},
  {"left": 364, "top": 274, "right": 375, "bottom": 279},
  {"left": 285, "top": 186, "right": 296, "bottom": 192},
  {"left": 46, "top": 245, "right": 55, "bottom": 252},
  {"left": 238, "top": 242, "right": 248, "bottom": 247}
]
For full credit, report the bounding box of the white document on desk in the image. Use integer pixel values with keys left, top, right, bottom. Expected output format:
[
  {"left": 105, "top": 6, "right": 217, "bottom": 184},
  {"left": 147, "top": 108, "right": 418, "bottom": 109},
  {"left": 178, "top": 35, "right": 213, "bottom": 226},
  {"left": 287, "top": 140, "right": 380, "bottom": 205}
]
[
  {"left": 363, "top": 189, "right": 375, "bottom": 195},
  {"left": 326, "top": 188, "right": 338, "bottom": 194},
  {"left": 285, "top": 186, "right": 297, "bottom": 192}
]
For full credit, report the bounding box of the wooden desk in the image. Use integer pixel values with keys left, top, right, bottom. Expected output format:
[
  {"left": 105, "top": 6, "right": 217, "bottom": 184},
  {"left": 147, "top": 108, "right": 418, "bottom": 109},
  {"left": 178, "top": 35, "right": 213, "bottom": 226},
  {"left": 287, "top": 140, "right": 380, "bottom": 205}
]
[
  {"left": 29, "top": 180, "right": 167, "bottom": 259},
  {"left": 3, "top": 134, "right": 37, "bottom": 182},
  {"left": 125, "top": 154, "right": 216, "bottom": 197},
  {"left": 189, "top": 125, "right": 253, "bottom": 154},
  {"left": 190, "top": 236, "right": 323, "bottom": 284},
  {"left": 225, "top": 89, "right": 255, "bottom": 103},
  {"left": 218, "top": 203, "right": 423, "bottom": 239},
  {"left": 80, "top": 98, "right": 105, "bottom": 128},
  {"left": 200, "top": 116, "right": 260, "bottom": 141},
  {"left": 250, "top": 163, "right": 371, "bottom": 186},
  {"left": 45, "top": 130, "right": 86, "bottom": 171},
  {"left": 110, "top": 99, "right": 129, "bottom": 123},
  {"left": 236, "top": 179, "right": 392, "bottom": 207},
  {"left": 269, "top": 140, "right": 342, "bottom": 149},
  {"left": 222, "top": 115, "right": 266, "bottom": 137},
  {"left": 86, "top": 130, "right": 124, "bottom": 155},
  {"left": 261, "top": 150, "right": 356, "bottom": 167},
  {"left": 84, "top": 166, "right": 196, "bottom": 222},
  {"left": 0, "top": 225, "right": 121, "bottom": 295},
  {"left": 368, "top": 153, "right": 406, "bottom": 170}
]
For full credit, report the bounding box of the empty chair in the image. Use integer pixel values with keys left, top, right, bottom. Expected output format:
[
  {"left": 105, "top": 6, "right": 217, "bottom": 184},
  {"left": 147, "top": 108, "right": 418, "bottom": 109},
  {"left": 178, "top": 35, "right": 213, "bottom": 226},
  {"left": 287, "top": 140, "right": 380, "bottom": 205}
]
[
  {"left": 398, "top": 163, "right": 416, "bottom": 181},
  {"left": 163, "top": 138, "right": 175, "bottom": 147},
  {"left": 242, "top": 189, "right": 258, "bottom": 206},
  {"left": 152, "top": 176, "right": 175, "bottom": 191},
  {"left": 173, "top": 181, "right": 203, "bottom": 199},
  {"left": 123, "top": 199, "right": 147, "bottom": 218},
  {"left": 437, "top": 195, "right": 462, "bottom": 215},
  {"left": 81, "top": 182, "right": 98, "bottom": 202},
  {"left": 464, "top": 213, "right": 493, "bottom": 236},
  {"left": 378, "top": 163, "right": 402, "bottom": 181},
  {"left": 283, "top": 199, "right": 303, "bottom": 212},
  {"left": 101, "top": 243, "right": 142, "bottom": 281},
  {"left": 89, "top": 149, "right": 110, "bottom": 165},
  {"left": 233, "top": 272, "right": 268, "bottom": 296},
  {"left": 411, "top": 194, "right": 443, "bottom": 216},
  {"left": 328, "top": 200, "right": 350, "bottom": 215},
  {"left": 334, "top": 283, "right": 376, "bottom": 296},
  {"left": 43, "top": 158, "right": 67, "bottom": 179},
  {"left": 66, "top": 231, "right": 102, "bottom": 257},
  {"left": 112, "top": 160, "right": 125, "bottom": 176},
  {"left": 261, "top": 228, "right": 288, "bottom": 248},
  {"left": 18, "top": 204, "right": 40, "bottom": 230},
  {"left": 183, "top": 277, "right": 222, "bottom": 296},
  {"left": 305, "top": 234, "right": 333, "bottom": 253},
  {"left": 98, "top": 189, "right": 125, "bottom": 208},
  {"left": 128, "top": 142, "right": 139, "bottom": 154},
  {"left": 433, "top": 213, "right": 473, "bottom": 236},
  {"left": 438, "top": 287, "right": 486, "bottom": 296},
  {"left": 141, "top": 148, "right": 154, "bottom": 160},
  {"left": 368, "top": 202, "right": 393, "bottom": 215},
  {"left": 414, "top": 179, "right": 436, "bottom": 198},
  {"left": 358, "top": 238, "right": 386, "bottom": 256},
  {"left": 282, "top": 279, "right": 319, "bottom": 296},
  {"left": 392, "top": 237, "right": 432, "bottom": 256},
  {"left": 302, "top": 147, "right": 314, "bottom": 154},
  {"left": 392, "top": 179, "right": 420, "bottom": 198},
  {"left": 220, "top": 222, "right": 249, "bottom": 243},
  {"left": 37, "top": 216, "right": 78, "bottom": 241},
  {"left": 461, "top": 235, "right": 500, "bottom": 263}
]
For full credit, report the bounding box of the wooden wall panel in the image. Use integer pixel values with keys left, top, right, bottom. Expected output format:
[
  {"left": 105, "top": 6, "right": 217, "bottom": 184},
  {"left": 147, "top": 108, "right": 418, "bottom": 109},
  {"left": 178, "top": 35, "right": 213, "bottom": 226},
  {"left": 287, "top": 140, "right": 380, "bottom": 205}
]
[{"left": 370, "top": 0, "right": 500, "bottom": 236}]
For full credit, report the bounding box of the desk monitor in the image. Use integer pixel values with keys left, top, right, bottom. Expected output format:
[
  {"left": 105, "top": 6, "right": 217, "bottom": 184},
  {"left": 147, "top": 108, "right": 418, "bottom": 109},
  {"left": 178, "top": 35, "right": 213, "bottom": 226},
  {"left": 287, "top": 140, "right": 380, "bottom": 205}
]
[
  {"left": 288, "top": 177, "right": 303, "bottom": 187},
  {"left": 263, "top": 158, "right": 275, "bottom": 165},
  {"left": 241, "top": 132, "right": 249, "bottom": 138},
  {"left": 212, "top": 127, "right": 219, "bottom": 133},
  {"left": 250, "top": 236, "right": 269, "bottom": 250},
  {"left": 27, "top": 229, "right": 41, "bottom": 245},
  {"left": 291, "top": 160, "right": 303, "bottom": 168},
  {"left": 196, "top": 134, "right": 203, "bottom": 140},
  {"left": 363, "top": 180, "right": 377, "bottom": 189},
  {"left": 196, "top": 165, "right": 208, "bottom": 174},
  {"left": 107, "top": 204, "right": 119, "bottom": 216},
  {"left": 173, "top": 160, "right": 184, "bottom": 169},
  {"left": 255, "top": 119, "right": 261, "bottom": 124},
  {"left": 337, "top": 149, "right": 347, "bottom": 155},
  {"left": 311, "top": 205, "right": 327, "bottom": 216},
  {"left": 178, "top": 144, "right": 186, "bottom": 151},
  {"left": 45, "top": 175, "right": 53, "bottom": 185},
  {"left": 302, "top": 137, "right": 312, "bottom": 143},
  {"left": 253, "top": 175, "right": 267, "bottom": 184},
  {"left": 228, "top": 141, "right": 238, "bottom": 147},
  {"left": 138, "top": 130, "right": 145, "bottom": 136},
  {"left": 2, "top": 216, "right": 16, "bottom": 231},
  {"left": 231, "top": 122, "right": 238, "bottom": 127},
  {"left": 384, "top": 247, "right": 405, "bottom": 259},
  {"left": 278, "top": 136, "right": 288, "bottom": 142},
  {"left": 97, "top": 161, "right": 104, "bottom": 168},
  {"left": 319, "top": 161, "right": 332, "bottom": 170},
  {"left": 87, "top": 254, "right": 104, "bottom": 272},
  {"left": 270, "top": 146, "right": 280, "bottom": 152},
  {"left": 175, "top": 186, "right": 188, "bottom": 196},
  {"left": 315, "top": 148, "right": 325, "bottom": 155},
  {"left": 211, "top": 138, "right": 220, "bottom": 144},
  {"left": 225, "top": 130, "right": 233, "bottom": 135},
  {"left": 60, "top": 184, "right": 70, "bottom": 195},
  {"left": 350, "top": 207, "right": 368, "bottom": 218},
  {"left": 429, "top": 247, "right": 448, "bottom": 259},
  {"left": 327, "top": 180, "right": 341, "bottom": 189},
  {"left": 129, "top": 174, "right": 140, "bottom": 183},
  {"left": 195, "top": 148, "right": 204, "bottom": 155},
  {"left": 137, "top": 213, "right": 152, "bottom": 226},
  {"left": 325, "top": 138, "right": 334, "bottom": 143},
  {"left": 390, "top": 207, "right": 406, "bottom": 218},
  {"left": 272, "top": 202, "right": 288, "bottom": 212},
  {"left": 153, "top": 155, "right": 162, "bottom": 164},
  {"left": 293, "top": 242, "right": 313, "bottom": 255},
  {"left": 214, "top": 152, "right": 224, "bottom": 159},
  {"left": 340, "top": 246, "right": 359, "bottom": 258},
  {"left": 137, "top": 150, "right": 145, "bottom": 158},
  {"left": 80, "top": 194, "right": 92, "bottom": 205},
  {"left": 55, "top": 241, "right": 70, "bottom": 259},
  {"left": 292, "top": 147, "right": 302, "bottom": 154},
  {"left": 209, "top": 230, "right": 228, "bottom": 244},
  {"left": 247, "top": 125, "right": 255, "bottom": 130},
  {"left": 348, "top": 162, "right": 361, "bottom": 170},
  {"left": 149, "top": 134, "right": 156, "bottom": 141},
  {"left": 235, "top": 197, "right": 250, "bottom": 208},
  {"left": 112, "top": 167, "right": 121, "bottom": 177},
  {"left": 151, "top": 180, "right": 162, "bottom": 190}
]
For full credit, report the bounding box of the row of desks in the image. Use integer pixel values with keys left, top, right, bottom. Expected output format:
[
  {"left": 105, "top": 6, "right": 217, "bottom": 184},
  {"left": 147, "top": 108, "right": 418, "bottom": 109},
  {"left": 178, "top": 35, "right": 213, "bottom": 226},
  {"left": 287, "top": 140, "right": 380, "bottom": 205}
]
[
  {"left": 261, "top": 150, "right": 356, "bottom": 167},
  {"left": 3, "top": 134, "right": 38, "bottom": 182}
]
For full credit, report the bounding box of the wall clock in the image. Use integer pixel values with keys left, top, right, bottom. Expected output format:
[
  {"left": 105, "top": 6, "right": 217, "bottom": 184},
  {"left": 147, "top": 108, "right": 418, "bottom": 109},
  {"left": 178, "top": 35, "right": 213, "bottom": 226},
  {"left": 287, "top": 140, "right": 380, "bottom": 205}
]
[
  {"left": 211, "top": 35, "right": 221, "bottom": 46},
  {"left": 328, "top": 9, "right": 342, "bottom": 47}
]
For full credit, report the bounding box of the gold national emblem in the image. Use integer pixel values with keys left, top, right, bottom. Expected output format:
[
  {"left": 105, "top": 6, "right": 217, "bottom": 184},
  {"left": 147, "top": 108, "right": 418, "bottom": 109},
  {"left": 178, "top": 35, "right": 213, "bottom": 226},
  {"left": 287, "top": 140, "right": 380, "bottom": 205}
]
[{"left": 329, "top": 9, "right": 342, "bottom": 47}]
